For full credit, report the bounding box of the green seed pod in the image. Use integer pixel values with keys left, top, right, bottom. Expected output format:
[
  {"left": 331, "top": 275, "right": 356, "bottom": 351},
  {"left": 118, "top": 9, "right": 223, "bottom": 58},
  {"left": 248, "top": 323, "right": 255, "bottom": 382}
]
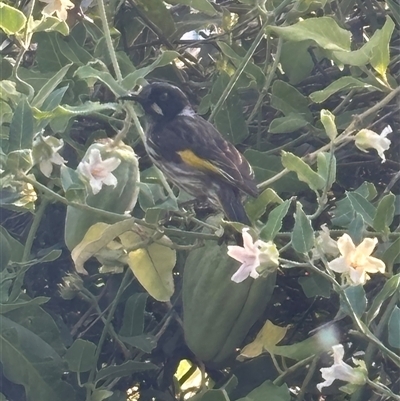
[{"left": 183, "top": 242, "right": 276, "bottom": 367}]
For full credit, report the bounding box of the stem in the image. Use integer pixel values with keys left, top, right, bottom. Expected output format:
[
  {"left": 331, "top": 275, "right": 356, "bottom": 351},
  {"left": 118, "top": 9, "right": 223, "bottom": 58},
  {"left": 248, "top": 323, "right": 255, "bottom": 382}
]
[
  {"left": 273, "top": 355, "right": 315, "bottom": 386},
  {"left": 85, "top": 268, "right": 132, "bottom": 399},
  {"left": 366, "top": 378, "right": 400, "bottom": 401},
  {"left": 22, "top": 197, "right": 49, "bottom": 262},
  {"left": 208, "top": 19, "right": 269, "bottom": 123},
  {"left": 97, "top": 0, "right": 122, "bottom": 82}
]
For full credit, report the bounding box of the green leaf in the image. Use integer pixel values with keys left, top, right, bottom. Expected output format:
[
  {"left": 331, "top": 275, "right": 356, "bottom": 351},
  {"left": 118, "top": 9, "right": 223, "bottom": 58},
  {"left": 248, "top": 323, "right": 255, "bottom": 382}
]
[
  {"left": 8, "top": 99, "right": 34, "bottom": 152},
  {"left": 386, "top": 0, "right": 400, "bottom": 25},
  {"left": 31, "top": 64, "right": 72, "bottom": 108},
  {"left": 55, "top": 33, "right": 93, "bottom": 66},
  {"left": 259, "top": 200, "right": 291, "bottom": 241},
  {"left": 388, "top": 306, "right": 400, "bottom": 348},
  {"left": 320, "top": 109, "right": 338, "bottom": 141},
  {"left": 135, "top": 0, "right": 176, "bottom": 36},
  {"left": 280, "top": 40, "right": 314, "bottom": 84},
  {"left": 119, "top": 334, "right": 157, "bottom": 353},
  {"left": 366, "top": 274, "right": 400, "bottom": 324},
  {"left": 95, "top": 360, "right": 158, "bottom": 384},
  {"left": 373, "top": 193, "right": 395, "bottom": 235},
  {"left": 64, "top": 339, "right": 97, "bottom": 373},
  {"left": 0, "top": 3, "right": 26, "bottom": 34},
  {"left": 281, "top": 151, "right": 325, "bottom": 191},
  {"left": 271, "top": 81, "right": 312, "bottom": 122},
  {"left": 35, "top": 32, "right": 70, "bottom": 72},
  {"left": 60, "top": 165, "right": 86, "bottom": 202},
  {"left": 74, "top": 64, "right": 124, "bottom": 96},
  {"left": 6, "top": 149, "right": 33, "bottom": 173},
  {"left": 121, "top": 51, "right": 179, "bottom": 90},
  {"left": 0, "top": 315, "right": 75, "bottom": 401},
  {"left": 381, "top": 238, "right": 400, "bottom": 274},
  {"left": 166, "top": 0, "right": 217, "bottom": 15},
  {"left": 214, "top": 91, "right": 249, "bottom": 144},
  {"left": 119, "top": 293, "right": 148, "bottom": 337},
  {"left": 268, "top": 114, "right": 309, "bottom": 134},
  {"left": 0, "top": 297, "right": 49, "bottom": 314},
  {"left": 0, "top": 226, "right": 24, "bottom": 262},
  {"left": 237, "top": 380, "right": 290, "bottom": 401},
  {"left": 369, "top": 17, "right": 395, "bottom": 79},
  {"left": 30, "top": 16, "right": 69, "bottom": 36},
  {"left": 91, "top": 390, "right": 113, "bottom": 401},
  {"left": 309, "top": 77, "right": 381, "bottom": 103},
  {"left": 291, "top": 202, "right": 314, "bottom": 254},
  {"left": 298, "top": 273, "right": 331, "bottom": 298},
  {"left": 218, "top": 42, "right": 265, "bottom": 87},
  {"left": 347, "top": 191, "right": 376, "bottom": 228},
  {"left": 267, "top": 17, "right": 351, "bottom": 51},
  {"left": 245, "top": 188, "right": 283, "bottom": 223},
  {"left": 344, "top": 285, "right": 367, "bottom": 318},
  {"left": 127, "top": 243, "right": 176, "bottom": 302},
  {"left": 316, "top": 152, "right": 336, "bottom": 190},
  {"left": 0, "top": 229, "right": 11, "bottom": 270},
  {"left": 348, "top": 212, "right": 365, "bottom": 245}
]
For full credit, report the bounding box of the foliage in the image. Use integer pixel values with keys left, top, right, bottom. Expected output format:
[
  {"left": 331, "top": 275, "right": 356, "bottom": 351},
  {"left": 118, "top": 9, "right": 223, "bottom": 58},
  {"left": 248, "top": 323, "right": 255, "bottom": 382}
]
[{"left": 0, "top": 0, "right": 399, "bottom": 400}]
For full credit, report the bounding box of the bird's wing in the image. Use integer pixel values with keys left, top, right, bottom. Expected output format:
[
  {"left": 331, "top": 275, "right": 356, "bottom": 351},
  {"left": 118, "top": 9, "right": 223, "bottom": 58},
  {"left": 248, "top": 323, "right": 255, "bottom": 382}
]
[{"left": 154, "top": 115, "right": 258, "bottom": 197}]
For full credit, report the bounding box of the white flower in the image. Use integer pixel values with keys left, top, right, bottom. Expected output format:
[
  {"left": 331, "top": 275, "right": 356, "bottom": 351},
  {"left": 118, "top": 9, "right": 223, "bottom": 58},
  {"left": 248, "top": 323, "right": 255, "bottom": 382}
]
[
  {"left": 317, "top": 344, "right": 367, "bottom": 392},
  {"left": 313, "top": 224, "right": 340, "bottom": 259},
  {"left": 328, "top": 234, "right": 385, "bottom": 286},
  {"left": 32, "top": 135, "right": 66, "bottom": 177},
  {"left": 39, "top": 0, "right": 75, "bottom": 21},
  {"left": 77, "top": 148, "right": 121, "bottom": 195},
  {"left": 227, "top": 228, "right": 279, "bottom": 283},
  {"left": 354, "top": 125, "right": 392, "bottom": 163}
]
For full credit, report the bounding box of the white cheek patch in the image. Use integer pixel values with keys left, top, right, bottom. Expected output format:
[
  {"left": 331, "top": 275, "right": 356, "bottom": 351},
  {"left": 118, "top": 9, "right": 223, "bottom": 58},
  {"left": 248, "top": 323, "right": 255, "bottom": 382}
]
[{"left": 151, "top": 103, "right": 164, "bottom": 115}]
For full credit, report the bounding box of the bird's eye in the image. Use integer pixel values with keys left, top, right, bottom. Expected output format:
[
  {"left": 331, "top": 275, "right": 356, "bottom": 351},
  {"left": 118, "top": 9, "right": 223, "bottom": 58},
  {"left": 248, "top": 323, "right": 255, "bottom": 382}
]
[{"left": 159, "top": 92, "right": 169, "bottom": 101}]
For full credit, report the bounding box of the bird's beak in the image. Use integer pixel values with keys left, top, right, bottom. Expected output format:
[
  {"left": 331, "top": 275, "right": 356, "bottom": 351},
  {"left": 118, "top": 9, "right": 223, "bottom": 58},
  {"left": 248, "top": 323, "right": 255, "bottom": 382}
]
[{"left": 118, "top": 92, "right": 143, "bottom": 103}]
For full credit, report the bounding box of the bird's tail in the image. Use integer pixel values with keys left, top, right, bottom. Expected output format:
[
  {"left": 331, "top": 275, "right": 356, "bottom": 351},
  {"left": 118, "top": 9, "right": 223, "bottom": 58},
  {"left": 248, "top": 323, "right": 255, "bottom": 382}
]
[{"left": 218, "top": 187, "right": 251, "bottom": 226}]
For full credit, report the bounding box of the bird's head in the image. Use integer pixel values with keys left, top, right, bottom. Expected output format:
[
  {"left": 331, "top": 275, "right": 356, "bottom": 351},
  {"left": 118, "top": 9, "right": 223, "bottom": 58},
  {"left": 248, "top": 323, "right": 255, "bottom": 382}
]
[{"left": 120, "top": 82, "right": 192, "bottom": 121}]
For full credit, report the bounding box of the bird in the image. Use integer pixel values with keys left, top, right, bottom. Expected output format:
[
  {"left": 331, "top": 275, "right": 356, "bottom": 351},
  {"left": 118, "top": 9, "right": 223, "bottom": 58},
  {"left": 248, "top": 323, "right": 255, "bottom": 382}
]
[{"left": 120, "top": 82, "right": 258, "bottom": 225}]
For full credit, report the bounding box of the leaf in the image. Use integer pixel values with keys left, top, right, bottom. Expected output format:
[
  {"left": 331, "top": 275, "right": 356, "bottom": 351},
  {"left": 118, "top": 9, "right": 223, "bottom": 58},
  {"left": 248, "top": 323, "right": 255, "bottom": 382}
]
[
  {"left": 71, "top": 220, "right": 135, "bottom": 274},
  {"left": 309, "top": 77, "right": 381, "bottom": 103},
  {"left": 273, "top": 331, "right": 337, "bottom": 360},
  {"left": 166, "top": 0, "right": 217, "bottom": 16},
  {"left": 237, "top": 380, "right": 290, "bottom": 401},
  {"left": 0, "top": 3, "right": 26, "bottom": 34},
  {"left": 8, "top": 99, "right": 34, "bottom": 152},
  {"left": 214, "top": 91, "right": 249, "bottom": 144},
  {"left": 6, "top": 149, "right": 33, "bottom": 173},
  {"left": 0, "top": 297, "right": 49, "bottom": 314},
  {"left": 240, "top": 320, "right": 287, "bottom": 359},
  {"left": 245, "top": 188, "right": 283, "bottom": 223},
  {"left": 298, "top": 273, "right": 331, "bottom": 298},
  {"left": 373, "top": 193, "right": 395, "bottom": 235},
  {"left": 0, "top": 315, "right": 75, "bottom": 401},
  {"left": 291, "top": 202, "right": 314, "bottom": 254},
  {"left": 119, "top": 293, "right": 148, "bottom": 337},
  {"left": 55, "top": 33, "right": 93, "bottom": 66},
  {"left": 316, "top": 152, "right": 336, "bottom": 190},
  {"left": 268, "top": 114, "right": 309, "bottom": 134},
  {"left": 135, "top": 0, "right": 176, "bottom": 36},
  {"left": 281, "top": 151, "right": 325, "bottom": 191},
  {"left": 0, "top": 226, "right": 24, "bottom": 263},
  {"left": 259, "top": 200, "right": 291, "bottom": 241},
  {"left": 386, "top": 0, "right": 400, "bottom": 25},
  {"left": 95, "top": 361, "right": 158, "bottom": 383},
  {"left": 64, "top": 339, "right": 97, "bottom": 373},
  {"left": 31, "top": 64, "right": 72, "bottom": 108},
  {"left": 348, "top": 212, "right": 365, "bottom": 245},
  {"left": 121, "top": 51, "right": 179, "bottom": 90},
  {"left": 347, "top": 191, "right": 376, "bottom": 228},
  {"left": 267, "top": 17, "right": 351, "bottom": 51},
  {"left": 280, "top": 40, "right": 314, "bottom": 84},
  {"left": 35, "top": 32, "right": 70, "bottom": 72},
  {"left": 119, "top": 334, "right": 157, "bottom": 353},
  {"left": 271, "top": 81, "right": 312, "bottom": 122},
  {"left": 381, "top": 238, "right": 400, "bottom": 273},
  {"left": 343, "top": 285, "right": 367, "bottom": 318},
  {"left": 91, "top": 390, "right": 113, "bottom": 401},
  {"left": 30, "top": 16, "right": 69, "bottom": 36},
  {"left": 369, "top": 17, "right": 395, "bottom": 79},
  {"left": 128, "top": 243, "right": 176, "bottom": 302},
  {"left": 366, "top": 274, "right": 400, "bottom": 324},
  {"left": 388, "top": 306, "right": 400, "bottom": 348}
]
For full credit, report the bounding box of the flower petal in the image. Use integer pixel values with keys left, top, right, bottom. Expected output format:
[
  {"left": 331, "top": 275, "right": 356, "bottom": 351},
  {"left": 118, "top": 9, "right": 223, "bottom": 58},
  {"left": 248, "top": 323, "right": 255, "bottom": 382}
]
[
  {"left": 231, "top": 263, "right": 253, "bottom": 283},
  {"left": 102, "top": 172, "right": 118, "bottom": 188},
  {"left": 227, "top": 245, "right": 248, "bottom": 263},
  {"left": 356, "top": 237, "right": 377, "bottom": 257},
  {"left": 337, "top": 234, "right": 355, "bottom": 258},
  {"left": 242, "top": 228, "right": 256, "bottom": 251},
  {"left": 328, "top": 257, "right": 350, "bottom": 273},
  {"left": 363, "top": 256, "right": 385, "bottom": 274}
]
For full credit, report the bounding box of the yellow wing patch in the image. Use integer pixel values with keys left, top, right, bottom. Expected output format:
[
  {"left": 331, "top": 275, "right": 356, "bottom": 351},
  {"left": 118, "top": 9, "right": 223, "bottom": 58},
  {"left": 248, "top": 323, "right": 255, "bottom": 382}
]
[{"left": 177, "top": 150, "right": 220, "bottom": 174}]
